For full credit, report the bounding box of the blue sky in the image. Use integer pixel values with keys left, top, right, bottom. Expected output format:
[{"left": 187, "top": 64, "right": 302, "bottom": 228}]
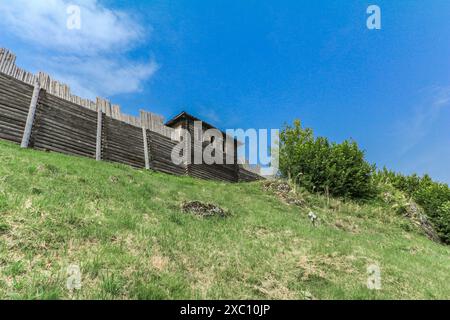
[{"left": 1, "top": 0, "right": 450, "bottom": 182}]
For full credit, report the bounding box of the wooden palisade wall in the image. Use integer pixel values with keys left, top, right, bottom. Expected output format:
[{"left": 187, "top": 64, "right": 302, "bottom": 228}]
[{"left": 0, "top": 48, "right": 261, "bottom": 182}]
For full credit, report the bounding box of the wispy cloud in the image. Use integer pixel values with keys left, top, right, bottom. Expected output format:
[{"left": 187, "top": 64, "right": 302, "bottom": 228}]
[
  {"left": 0, "top": 0, "right": 157, "bottom": 99},
  {"left": 430, "top": 85, "right": 450, "bottom": 108},
  {"left": 397, "top": 85, "right": 450, "bottom": 155},
  {"left": 40, "top": 55, "right": 158, "bottom": 99}
]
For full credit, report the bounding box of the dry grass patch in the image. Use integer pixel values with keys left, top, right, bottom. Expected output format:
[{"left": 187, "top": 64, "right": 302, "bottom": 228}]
[{"left": 255, "top": 275, "right": 297, "bottom": 299}]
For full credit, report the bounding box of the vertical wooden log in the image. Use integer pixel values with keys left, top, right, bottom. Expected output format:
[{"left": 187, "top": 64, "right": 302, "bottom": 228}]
[
  {"left": 2, "top": 53, "right": 11, "bottom": 75},
  {"left": 234, "top": 140, "right": 240, "bottom": 182},
  {"left": 5, "top": 53, "right": 16, "bottom": 75},
  {"left": 0, "top": 49, "right": 6, "bottom": 72},
  {"left": 141, "top": 111, "right": 150, "bottom": 170},
  {"left": 20, "top": 79, "right": 41, "bottom": 148},
  {"left": 105, "top": 101, "right": 112, "bottom": 117},
  {"left": 142, "top": 128, "right": 150, "bottom": 170},
  {"left": 96, "top": 103, "right": 103, "bottom": 161}
]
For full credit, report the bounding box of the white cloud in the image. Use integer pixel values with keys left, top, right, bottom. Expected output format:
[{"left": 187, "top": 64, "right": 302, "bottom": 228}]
[
  {"left": 0, "top": 0, "right": 157, "bottom": 98},
  {"left": 0, "top": 0, "right": 145, "bottom": 54},
  {"left": 40, "top": 55, "right": 159, "bottom": 99}
]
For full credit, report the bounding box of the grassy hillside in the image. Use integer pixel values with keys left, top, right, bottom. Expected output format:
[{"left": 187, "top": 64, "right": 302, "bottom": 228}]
[{"left": 0, "top": 140, "right": 449, "bottom": 299}]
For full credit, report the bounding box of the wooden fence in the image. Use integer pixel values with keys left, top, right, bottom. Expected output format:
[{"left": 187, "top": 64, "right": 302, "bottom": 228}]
[{"left": 0, "top": 48, "right": 261, "bottom": 182}]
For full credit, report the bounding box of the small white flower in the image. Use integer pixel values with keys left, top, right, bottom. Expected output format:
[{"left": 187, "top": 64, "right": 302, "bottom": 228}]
[
  {"left": 308, "top": 211, "right": 318, "bottom": 226},
  {"left": 367, "top": 264, "right": 382, "bottom": 290},
  {"left": 66, "top": 264, "right": 82, "bottom": 292}
]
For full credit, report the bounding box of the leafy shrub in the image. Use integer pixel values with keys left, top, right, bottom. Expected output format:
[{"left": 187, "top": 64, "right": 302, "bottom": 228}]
[
  {"left": 279, "top": 120, "right": 450, "bottom": 243},
  {"left": 279, "top": 120, "right": 376, "bottom": 199},
  {"left": 436, "top": 202, "right": 450, "bottom": 243},
  {"left": 376, "top": 169, "right": 450, "bottom": 243}
]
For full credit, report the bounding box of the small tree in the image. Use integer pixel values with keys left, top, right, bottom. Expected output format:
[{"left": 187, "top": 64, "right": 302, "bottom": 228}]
[{"left": 279, "top": 120, "right": 375, "bottom": 199}]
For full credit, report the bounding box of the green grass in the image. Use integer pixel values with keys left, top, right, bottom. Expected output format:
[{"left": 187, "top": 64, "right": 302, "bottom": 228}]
[{"left": 0, "top": 140, "right": 449, "bottom": 300}]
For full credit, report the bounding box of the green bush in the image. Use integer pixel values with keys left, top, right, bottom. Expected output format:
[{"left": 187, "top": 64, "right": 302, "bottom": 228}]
[
  {"left": 279, "top": 120, "right": 450, "bottom": 243},
  {"left": 376, "top": 169, "right": 450, "bottom": 243},
  {"left": 279, "top": 120, "right": 376, "bottom": 199},
  {"left": 436, "top": 202, "right": 450, "bottom": 243}
]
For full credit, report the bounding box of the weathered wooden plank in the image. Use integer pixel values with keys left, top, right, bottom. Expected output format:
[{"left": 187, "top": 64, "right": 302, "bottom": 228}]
[
  {"left": 42, "top": 96, "right": 98, "bottom": 119},
  {"left": 0, "top": 117, "right": 26, "bottom": 129},
  {"left": 33, "top": 127, "right": 96, "bottom": 151},
  {"left": 33, "top": 142, "right": 95, "bottom": 159},
  {"left": 0, "top": 78, "right": 34, "bottom": 96},
  {"left": 33, "top": 133, "right": 96, "bottom": 157},
  {"left": 141, "top": 115, "right": 150, "bottom": 169},
  {"left": 96, "top": 107, "right": 103, "bottom": 161},
  {"left": 0, "top": 123, "right": 23, "bottom": 134},
  {"left": 0, "top": 49, "right": 7, "bottom": 72},
  {"left": 103, "top": 143, "right": 145, "bottom": 159},
  {"left": 0, "top": 73, "right": 40, "bottom": 146},
  {"left": 35, "top": 113, "right": 97, "bottom": 138},
  {"left": 20, "top": 80, "right": 41, "bottom": 148},
  {"left": 0, "top": 104, "right": 30, "bottom": 120}
]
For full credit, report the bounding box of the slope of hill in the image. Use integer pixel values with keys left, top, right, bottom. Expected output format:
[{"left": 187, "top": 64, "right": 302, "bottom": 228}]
[{"left": 0, "top": 140, "right": 449, "bottom": 299}]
